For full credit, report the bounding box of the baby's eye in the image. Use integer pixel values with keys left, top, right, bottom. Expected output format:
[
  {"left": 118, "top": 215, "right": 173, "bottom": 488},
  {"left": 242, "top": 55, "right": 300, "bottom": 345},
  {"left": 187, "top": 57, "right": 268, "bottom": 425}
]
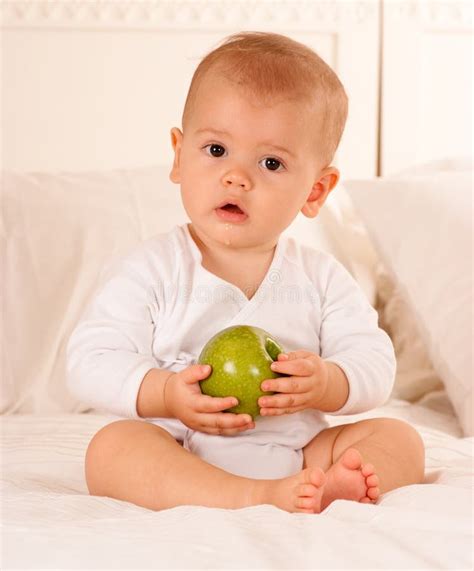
[
  {"left": 260, "top": 157, "right": 284, "bottom": 172},
  {"left": 203, "top": 144, "right": 284, "bottom": 172},
  {"left": 204, "top": 144, "right": 226, "bottom": 158}
]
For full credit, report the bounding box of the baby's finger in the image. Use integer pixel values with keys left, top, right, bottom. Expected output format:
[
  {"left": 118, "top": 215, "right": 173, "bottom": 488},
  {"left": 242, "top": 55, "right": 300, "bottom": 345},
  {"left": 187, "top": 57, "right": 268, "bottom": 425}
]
[
  {"left": 182, "top": 364, "right": 212, "bottom": 384},
  {"left": 270, "top": 356, "right": 314, "bottom": 377},
  {"left": 282, "top": 350, "right": 316, "bottom": 360},
  {"left": 197, "top": 394, "right": 239, "bottom": 413},
  {"left": 260, "top": 406, "right": 306, "bottom": 417},
  {"left": 259, "top": 390, "right": 307, "bottom": 411},
  {"left": 200, "top": 412, "right": 255, "bottom": 435},
  {"left": 261, "top": 375, "right": 311, "bottom": 395}
]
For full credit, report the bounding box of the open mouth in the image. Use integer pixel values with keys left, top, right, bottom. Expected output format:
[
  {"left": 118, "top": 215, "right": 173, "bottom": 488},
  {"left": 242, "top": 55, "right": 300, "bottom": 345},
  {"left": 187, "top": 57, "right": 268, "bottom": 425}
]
[
  {"left": 215, "top": 202, "right": 249, "bottom": 223},
  {"left": 220, "top": 203, "right": 244, "bottom": 214}
]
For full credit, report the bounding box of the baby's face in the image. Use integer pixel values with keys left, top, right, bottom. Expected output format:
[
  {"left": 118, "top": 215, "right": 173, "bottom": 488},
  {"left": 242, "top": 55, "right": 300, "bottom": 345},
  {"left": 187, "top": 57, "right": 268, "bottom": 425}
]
[{"left": 170, "top": 76, "right": 338, "bottom": 252}]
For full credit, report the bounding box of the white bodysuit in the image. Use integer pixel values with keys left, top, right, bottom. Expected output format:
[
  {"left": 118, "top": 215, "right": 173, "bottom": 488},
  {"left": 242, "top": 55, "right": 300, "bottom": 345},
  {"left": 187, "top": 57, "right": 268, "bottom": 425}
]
[{"left": 67, "top": 223, "right": 396, "bottom": 479}]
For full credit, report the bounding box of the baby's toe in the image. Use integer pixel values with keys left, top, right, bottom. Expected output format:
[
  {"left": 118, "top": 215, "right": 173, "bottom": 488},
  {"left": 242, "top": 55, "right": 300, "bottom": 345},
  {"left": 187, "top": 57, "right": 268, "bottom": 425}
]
[
  {"left": 309, "top": 467, "right": 327, "bottom": 488},
  {"left": 366, "top": 474, "right": 379, "bottom": 488},
  {"left": 361, "top": 463, "right": 375, "bottom": 477},
  {"left": 297, "top": 483, "right": 317, "bottom": 497},
  {"left": 296, "top": 496, "right": 316, "bottom": 511},
  {"left": 367, "top": 486, "right": 380, "bottom": 500},
  {"left": 360, "top": 497, "right": 372, "bottom": 504}
]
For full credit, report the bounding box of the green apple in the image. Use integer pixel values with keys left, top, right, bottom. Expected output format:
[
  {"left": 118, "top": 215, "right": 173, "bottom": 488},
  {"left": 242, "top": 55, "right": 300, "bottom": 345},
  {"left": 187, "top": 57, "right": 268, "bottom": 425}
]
[{"left": 198, "top": 325, "right": 286, "bottom": 420}]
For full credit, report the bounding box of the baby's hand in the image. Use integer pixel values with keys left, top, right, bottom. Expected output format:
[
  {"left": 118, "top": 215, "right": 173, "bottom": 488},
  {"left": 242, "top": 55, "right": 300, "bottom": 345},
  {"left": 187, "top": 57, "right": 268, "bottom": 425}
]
[
  {"left": 164, "top": 364, "right": 255, "bottom": 435},
  {"left": 257, "top": 351, "right": 329, "bottom": 416}
]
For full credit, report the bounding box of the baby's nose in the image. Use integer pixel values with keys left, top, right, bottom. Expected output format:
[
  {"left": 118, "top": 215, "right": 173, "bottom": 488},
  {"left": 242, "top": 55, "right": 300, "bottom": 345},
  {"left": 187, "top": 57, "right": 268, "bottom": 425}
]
[{"left": 222, "top": 170, "right": 251, "bottom": 191}]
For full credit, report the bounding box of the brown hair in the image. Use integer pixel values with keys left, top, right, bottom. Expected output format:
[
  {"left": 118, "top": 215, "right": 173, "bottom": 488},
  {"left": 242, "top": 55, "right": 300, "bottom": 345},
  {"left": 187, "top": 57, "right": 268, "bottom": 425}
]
[{"left": 181, "top": 31, "right": 348, "bottom": 167}]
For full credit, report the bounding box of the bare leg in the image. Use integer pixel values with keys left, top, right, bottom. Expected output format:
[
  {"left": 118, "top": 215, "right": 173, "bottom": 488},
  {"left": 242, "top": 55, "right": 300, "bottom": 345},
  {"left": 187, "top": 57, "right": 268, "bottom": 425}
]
[
  {"left": 303, "top": 417, "right": 425, "bottom": 511},
  {"left": 86, "top": 420, "right": 327, "bottom": 513}
]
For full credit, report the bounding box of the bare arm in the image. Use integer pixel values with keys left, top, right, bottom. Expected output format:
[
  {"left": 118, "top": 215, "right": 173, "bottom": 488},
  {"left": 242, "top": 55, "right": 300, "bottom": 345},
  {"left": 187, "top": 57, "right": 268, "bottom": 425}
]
[
  {"left": 315, "top": 362, "right": 350, "bottom": 413},
  {"left": 136, "top": 368, "right": 175, "bottom": 419}
]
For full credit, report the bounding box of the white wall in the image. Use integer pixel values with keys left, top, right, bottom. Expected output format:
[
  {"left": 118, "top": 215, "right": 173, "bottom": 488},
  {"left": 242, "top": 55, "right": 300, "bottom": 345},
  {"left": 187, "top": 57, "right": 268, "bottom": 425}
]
[
  {"left": 1, "top": 0, "right": 472, "bottom": 176},
  {"left": 0, "top": 0, "right": 380, "bottom": 177},
  {"left": 381, "top": 0, "right": 473, "bottom": 175}
]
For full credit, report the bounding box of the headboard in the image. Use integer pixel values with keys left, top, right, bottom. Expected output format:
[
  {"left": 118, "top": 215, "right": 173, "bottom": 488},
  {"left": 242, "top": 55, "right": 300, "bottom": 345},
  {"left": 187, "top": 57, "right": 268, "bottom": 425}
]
[{"left": 1, "top": 0, "right": 472, "bottom": 177}]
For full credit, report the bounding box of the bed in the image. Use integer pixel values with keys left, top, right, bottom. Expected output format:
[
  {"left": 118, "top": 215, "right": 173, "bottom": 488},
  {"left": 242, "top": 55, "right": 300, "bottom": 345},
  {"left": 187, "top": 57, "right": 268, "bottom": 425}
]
[
  {"left": 1, "top": 1, "right": 473, "bottom": 569},
  {"left": 2, "top": 398, "right": 471, "bottom": 569}
]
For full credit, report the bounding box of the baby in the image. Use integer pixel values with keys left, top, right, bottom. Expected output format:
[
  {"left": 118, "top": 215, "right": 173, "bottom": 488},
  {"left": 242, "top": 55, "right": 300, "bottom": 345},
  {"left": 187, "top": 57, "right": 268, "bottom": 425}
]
[{"left": 67, "top": 32, "right": 425, "bottom": 514}]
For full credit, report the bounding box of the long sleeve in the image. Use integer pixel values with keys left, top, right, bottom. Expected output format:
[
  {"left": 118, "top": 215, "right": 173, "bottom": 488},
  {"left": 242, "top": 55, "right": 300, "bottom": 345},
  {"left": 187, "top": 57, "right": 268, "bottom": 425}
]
[
  {"left": 318, "top": 257, "right": 396, "bottom": 415},
  {"left": 66, "top": 259, "right": 159, "bottom": 419}
]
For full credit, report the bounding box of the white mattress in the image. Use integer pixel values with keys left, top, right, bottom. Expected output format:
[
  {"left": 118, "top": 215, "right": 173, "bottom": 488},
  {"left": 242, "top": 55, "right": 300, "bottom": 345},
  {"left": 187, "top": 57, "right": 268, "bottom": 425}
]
[{"left": 2, "top": 391, "right": 473, "bottom": 570}]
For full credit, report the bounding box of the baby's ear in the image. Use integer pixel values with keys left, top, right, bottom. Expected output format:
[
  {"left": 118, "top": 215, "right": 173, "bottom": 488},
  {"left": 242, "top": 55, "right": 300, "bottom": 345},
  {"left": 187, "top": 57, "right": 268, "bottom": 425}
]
[
  {"left": 169, "top": 128, "right": 183, "bottom": 184},
  {"left": 301, "top": 167, "right": 339, "bottom": 218}
]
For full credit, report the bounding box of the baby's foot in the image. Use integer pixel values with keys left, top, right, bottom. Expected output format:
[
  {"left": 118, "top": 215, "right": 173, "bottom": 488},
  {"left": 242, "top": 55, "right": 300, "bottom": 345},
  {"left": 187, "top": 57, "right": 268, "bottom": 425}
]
[
  {"left": 320, "top": 447, "right": 380, "bottom": 511},
  {"left": 255, "top": 467, "right": 327, "bottom": 514}
]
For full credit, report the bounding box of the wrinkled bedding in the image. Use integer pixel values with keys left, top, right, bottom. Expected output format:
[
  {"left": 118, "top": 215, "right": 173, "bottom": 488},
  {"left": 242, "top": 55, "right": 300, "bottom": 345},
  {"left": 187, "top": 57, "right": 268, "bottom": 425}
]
[{"left": 1, "top": 391, "right": 473, "bottom": 570}]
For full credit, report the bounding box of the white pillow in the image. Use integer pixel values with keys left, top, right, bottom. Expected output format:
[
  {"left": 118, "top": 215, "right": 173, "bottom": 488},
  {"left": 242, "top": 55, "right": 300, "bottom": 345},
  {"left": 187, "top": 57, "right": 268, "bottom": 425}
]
[
  {"left": 373, "top": 264, "right": 444, "bottom": 402},
  {"left": 1, "top": 165, "right": 378, "bottom": 415},
  {"left": 345, "top": 167, "right": 473, "bottom": 436},
  {"left": 1, "top": 166, "right": 187, "bottom": 415},
  {"left": 325, "top": 183, "right": 444, "bottom": 405}
]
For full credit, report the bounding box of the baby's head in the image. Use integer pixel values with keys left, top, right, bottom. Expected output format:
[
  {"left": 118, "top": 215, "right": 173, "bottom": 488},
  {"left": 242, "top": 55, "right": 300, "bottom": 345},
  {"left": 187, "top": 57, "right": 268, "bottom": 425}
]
[{"left": 170, "top": 31, "right": 348, "bottom": 252}]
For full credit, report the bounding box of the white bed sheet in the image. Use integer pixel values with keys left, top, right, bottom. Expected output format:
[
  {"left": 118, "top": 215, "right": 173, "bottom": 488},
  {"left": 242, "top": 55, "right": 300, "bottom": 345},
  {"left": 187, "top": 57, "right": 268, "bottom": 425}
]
[{"left": 1, "top": 392, "right": 473, "bottom": 570}]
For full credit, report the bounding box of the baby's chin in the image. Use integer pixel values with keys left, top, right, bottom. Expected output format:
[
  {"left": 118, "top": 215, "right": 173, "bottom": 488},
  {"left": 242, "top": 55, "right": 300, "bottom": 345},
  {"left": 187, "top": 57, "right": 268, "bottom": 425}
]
[{"left": 214, "top": 223, "right": 249, "bottom": 248}]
